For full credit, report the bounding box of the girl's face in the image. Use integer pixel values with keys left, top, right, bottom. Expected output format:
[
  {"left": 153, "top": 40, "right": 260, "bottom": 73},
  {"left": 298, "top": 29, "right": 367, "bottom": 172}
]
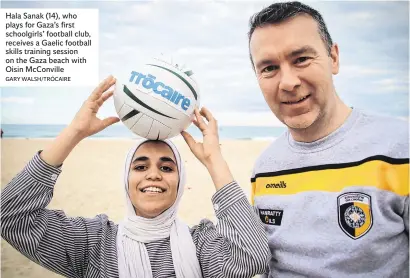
[{"left": 128, "top": 141, "right": 179, "bottom": 218}]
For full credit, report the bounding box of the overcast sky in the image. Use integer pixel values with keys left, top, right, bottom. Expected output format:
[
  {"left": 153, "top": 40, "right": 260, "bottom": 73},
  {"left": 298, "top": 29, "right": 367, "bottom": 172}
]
[{"left": 1, "top": 0, "right": 409, "bottom": 126}]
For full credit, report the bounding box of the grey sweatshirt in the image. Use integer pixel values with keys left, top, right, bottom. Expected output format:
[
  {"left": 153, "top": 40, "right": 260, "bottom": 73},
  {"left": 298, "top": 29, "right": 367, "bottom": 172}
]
[{"left": 252, "top": 109, "right": 409, "bottom": 278}]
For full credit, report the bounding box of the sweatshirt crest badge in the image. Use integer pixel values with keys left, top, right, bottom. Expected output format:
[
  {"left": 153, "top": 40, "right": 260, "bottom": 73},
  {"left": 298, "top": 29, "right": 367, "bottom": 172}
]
[{"left": 337, "top": 192, "right": 373, "bottom": 239}]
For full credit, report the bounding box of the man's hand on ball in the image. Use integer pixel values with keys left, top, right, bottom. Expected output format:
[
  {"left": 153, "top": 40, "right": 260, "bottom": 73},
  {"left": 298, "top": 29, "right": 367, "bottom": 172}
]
[
  {"left": 181, "top": 107, "right": 223, "bottom": 168},
  {"left": 68, "top": 75, "right": 120, "bottom": 139}
]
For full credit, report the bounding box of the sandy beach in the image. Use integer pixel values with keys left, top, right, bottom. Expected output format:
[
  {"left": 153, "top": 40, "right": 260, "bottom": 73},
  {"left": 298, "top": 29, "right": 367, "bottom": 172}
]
[{"left": 1, "top": 138, "right": 271, "bottom": 278}]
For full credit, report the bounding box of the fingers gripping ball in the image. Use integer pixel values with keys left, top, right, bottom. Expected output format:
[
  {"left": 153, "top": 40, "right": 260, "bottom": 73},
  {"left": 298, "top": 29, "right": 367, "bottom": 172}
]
[{"left": 114, "top": 57, "right": 200, "bottom": 140}]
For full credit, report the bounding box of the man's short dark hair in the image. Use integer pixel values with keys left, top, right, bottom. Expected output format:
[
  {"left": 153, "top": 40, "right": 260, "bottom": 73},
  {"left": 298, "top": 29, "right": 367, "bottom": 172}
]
[{"left": 248, "top": 1, "right": 333, "bottom": 65}]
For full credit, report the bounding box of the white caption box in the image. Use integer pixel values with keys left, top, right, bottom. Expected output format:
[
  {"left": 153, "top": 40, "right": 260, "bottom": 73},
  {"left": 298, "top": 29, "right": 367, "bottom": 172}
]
[{"left": 0, "top": 9, "right": 99, "bottom": 87}]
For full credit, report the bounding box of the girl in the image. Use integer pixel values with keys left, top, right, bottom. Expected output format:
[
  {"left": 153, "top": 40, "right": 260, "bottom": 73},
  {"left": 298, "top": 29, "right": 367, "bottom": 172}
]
[{"left": 1, "top": 76, "right": 270, "bottom": 278}]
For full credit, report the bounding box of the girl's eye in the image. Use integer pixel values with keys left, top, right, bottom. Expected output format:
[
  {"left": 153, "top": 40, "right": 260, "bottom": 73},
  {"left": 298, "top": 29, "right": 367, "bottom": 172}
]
[
  {"left": 134, "top": 165, "right": 147, "bottom": 171},
  {"left": 160, "top": 166, "right": 173, "bottom": 172}
]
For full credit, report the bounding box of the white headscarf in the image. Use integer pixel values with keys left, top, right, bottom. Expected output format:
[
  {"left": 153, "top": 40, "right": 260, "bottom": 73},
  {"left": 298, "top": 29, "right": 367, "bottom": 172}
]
[{"left": 116, "top": 139, "right": 202, "bottom": 278}]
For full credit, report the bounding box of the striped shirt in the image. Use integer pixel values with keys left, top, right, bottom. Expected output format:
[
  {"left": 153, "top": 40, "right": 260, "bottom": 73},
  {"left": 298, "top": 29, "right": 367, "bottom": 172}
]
[{"left": 1, "top": 152, "right": 271, "bottom": 278}]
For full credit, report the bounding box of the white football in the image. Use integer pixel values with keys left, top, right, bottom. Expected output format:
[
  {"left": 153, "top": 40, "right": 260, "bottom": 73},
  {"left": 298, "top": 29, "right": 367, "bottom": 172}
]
[{"left": 113, "top": 56, "right": 200, "bottom": 139}]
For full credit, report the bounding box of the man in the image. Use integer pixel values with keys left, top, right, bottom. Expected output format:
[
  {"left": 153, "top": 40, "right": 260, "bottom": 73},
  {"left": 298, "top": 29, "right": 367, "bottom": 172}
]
[{"left": 248, "top": 2, "right": 409, "bottom": 277}]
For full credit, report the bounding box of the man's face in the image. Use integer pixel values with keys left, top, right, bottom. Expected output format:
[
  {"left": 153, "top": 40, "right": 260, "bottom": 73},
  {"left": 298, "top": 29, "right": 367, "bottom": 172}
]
[{"left": 249, "top": 14, "right": 339, "bottom": 130}]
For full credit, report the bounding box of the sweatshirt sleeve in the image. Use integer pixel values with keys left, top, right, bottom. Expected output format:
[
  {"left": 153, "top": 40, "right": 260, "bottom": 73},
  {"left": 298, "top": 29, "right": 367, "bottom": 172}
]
[
  {"left": 1, "top": 152, "right": 109, "bottom": 278},
  {"left": 190, "top": 181, "right": 271, "bottom": 278},
  {"left": 404, "top": 196, "right": 409, "bottom": 235}
]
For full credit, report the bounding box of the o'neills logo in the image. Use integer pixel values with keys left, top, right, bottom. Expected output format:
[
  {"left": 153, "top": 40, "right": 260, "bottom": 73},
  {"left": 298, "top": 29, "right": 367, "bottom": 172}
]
[{"left": 266, "top": 181, "right": 286, "bottom": 188}]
